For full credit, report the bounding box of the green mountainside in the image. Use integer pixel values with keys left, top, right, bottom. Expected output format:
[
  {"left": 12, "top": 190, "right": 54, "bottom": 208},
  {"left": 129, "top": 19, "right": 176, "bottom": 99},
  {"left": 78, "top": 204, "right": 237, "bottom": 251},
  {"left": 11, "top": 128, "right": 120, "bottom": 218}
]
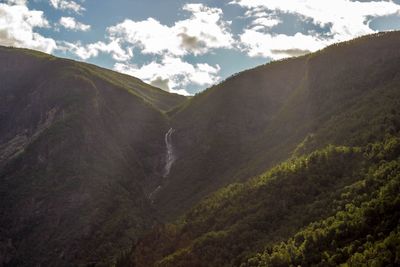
[
  {"left": 127, "top": 138, "right": 399, "bottom": 267},
  {"left": 153, "top": 31, "right": 400, "bottom": 219},
  {"left": 120, "top": 32, "right": 400, "bottom": 266},
  {"left": 0, "top": 31, "right": 399, "bottom": 267},
  {"left": 0, "top": 47, "right": 185, "bottom": 266}
]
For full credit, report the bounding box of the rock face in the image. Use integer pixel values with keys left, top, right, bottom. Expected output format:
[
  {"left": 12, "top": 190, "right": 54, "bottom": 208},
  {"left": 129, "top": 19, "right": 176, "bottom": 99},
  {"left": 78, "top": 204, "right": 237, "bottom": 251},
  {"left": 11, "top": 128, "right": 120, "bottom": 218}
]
[{"left": 0, "top": 47, "right": 185, "bottom": 266}]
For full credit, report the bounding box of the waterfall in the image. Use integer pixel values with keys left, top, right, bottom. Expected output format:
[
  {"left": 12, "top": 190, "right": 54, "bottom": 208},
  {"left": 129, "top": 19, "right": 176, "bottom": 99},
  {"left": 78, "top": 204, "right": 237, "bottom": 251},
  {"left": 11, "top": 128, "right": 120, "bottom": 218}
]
[
  {"left": 163, "top": 128, "right": 175, "bottom": 177},
  {"left": 148, "top": 185, "right": 161, "bottom": 201},
  {"left": 148, "top": 128, "right": 176, "bottom": 202}
]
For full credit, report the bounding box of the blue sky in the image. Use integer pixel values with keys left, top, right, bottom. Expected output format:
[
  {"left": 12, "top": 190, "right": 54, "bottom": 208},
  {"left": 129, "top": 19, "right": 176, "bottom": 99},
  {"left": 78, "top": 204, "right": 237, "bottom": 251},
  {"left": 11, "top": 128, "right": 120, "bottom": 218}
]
[{"left": 1, "top": 0, "right": 400, "bottom": 95}]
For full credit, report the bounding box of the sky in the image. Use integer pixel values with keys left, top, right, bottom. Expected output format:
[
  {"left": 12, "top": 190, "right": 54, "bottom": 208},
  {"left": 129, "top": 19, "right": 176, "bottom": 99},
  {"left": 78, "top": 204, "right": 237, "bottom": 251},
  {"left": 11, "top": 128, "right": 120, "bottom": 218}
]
[{"left": 1, "top": 0, "right": 400, "bottom": 95}]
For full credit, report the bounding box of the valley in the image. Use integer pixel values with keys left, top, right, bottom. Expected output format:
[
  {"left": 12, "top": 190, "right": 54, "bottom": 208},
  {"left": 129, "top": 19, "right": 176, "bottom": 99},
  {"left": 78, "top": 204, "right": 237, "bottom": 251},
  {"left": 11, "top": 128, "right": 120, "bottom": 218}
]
[{"left": 0, "top": 31, "right": 399, "bottom": 266}]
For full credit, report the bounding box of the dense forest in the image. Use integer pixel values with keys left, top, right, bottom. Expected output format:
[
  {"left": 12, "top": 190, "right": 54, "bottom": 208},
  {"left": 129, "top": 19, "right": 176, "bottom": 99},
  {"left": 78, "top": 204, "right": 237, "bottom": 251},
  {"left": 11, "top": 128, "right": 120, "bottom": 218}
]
[
  {"left": 119, "top": 136, "right": 399, "bottom": 266},
  {"left": 115, "top": 32, "right": 400, "bottom": 267}
]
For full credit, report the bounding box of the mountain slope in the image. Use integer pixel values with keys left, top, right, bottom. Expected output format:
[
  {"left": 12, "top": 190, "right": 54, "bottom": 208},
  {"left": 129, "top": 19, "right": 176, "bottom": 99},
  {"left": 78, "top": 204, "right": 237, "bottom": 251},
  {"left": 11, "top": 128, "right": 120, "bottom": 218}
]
[
  {"left": 0, "top": 47, "right": 186, "bottom": 266},
  {"left": 153, "top": 31, "right": 400, "bottom": 219},
  {"left": 1, "top": 31, "right": 400, "bottom": 267},
  {"left": 129, "top": 137, "right": 400, "bottom": 267},
  {"left": 116, "top": 31, "right": 400, "bottom": 266}
]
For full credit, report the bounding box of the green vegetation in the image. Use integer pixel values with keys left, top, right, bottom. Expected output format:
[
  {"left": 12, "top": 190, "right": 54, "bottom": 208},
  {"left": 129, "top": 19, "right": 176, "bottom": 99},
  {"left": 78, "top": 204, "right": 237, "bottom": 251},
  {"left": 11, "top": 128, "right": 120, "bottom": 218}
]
[
  {"left": 153, "top": 30, "right": 400, "bottom": 221},
  {"left": 0, "top": 46, "right": 185, "bottom": 266},
  {"left": 1, "top": 32, "right": 400, "bottom": 266},
  {"left": 123, "top": 136, "right": 400, "bottom": 267},
  {"left": 113, "top": 31, "right": 400, "bottom": 266}
]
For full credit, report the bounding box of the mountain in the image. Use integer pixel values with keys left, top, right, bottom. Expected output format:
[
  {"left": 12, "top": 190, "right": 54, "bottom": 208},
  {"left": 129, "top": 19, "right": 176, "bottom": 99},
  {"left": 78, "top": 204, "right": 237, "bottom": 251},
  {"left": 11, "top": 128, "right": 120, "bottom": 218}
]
[
  {"left": 153, "top": 31, "right": 400, "bottom": 219},
  {"left": 0, "top": 46, "right": 186, "bottom": 266},
  {"left": 1, "top": 31, "right": 400, "bottom": 267},
  {"left": 129, "top": 138, "right": 400, "bottom": 267},
  {"left": 118, "top": 31, "right": 400, "bottom": 266}
]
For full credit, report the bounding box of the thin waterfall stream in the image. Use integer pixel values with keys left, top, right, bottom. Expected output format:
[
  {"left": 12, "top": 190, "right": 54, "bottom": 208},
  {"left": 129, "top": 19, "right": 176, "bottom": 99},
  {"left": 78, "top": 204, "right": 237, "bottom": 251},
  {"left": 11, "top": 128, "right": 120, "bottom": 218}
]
[
  {"left": 148, "top": 128, "right": 175, "bottom": 201},
  {"left": 163, "top": 128, "right": 176, "bottom": 177}
]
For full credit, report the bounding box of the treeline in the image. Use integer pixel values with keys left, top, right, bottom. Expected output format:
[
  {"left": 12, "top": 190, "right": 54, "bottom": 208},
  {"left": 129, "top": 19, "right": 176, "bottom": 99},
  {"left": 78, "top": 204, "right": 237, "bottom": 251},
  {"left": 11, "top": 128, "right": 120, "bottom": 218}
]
[
  {"left": 114, "top": 135, "right": 399, "bottom": 266},
  {"left": 245, "top": 138, "right": 400, "bottom": 266}
]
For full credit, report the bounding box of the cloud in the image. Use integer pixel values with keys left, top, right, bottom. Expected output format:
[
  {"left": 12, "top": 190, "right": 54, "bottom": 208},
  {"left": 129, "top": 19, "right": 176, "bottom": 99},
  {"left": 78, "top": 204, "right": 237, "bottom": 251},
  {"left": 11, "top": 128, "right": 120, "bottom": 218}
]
[
  {"left": 58, "top": 3, "right": 228, "bottom": 95},
  {"left": 270, "top": 48, "right": 311, "bottom": 57},
  {"left": 59, "top": 16, "right": 90, "bottom": 31},
  {"left": 232, "top": 0, "right": 400, "bottom": 59},
  {"left": 178, "top": 32, "right": 206, "bottom": 53},
  {"left": 251, "top": 17, "right": 281, "bottom": 29},
  {"left": 49, "top": 0, "right": 84, "bottom": 14},
  {"left": 107, "top": 3, "right": 234, "bottom": 57},
  {"left": 6, "top": 0, "right": 27, "bottom": 5},
  {"left": 57, "top": 40, "right": 132, "bottom": 61},
  {"left": 150, "top": 76, "right": 170, "bottom": 91},
  {"left": 232, "top": 0, "right": 400, "bottom": 37},
  {"left": 0, "top": 1, "right": 56, "bottom": 53},
  {"left": 114, "top": 55, "right": 221, "bottom": 95},
  {"left": 239, "top": 31, "right": 325, "bottom": 59},
  {"left": 108, "top": 18, "right": 183, "bottom": 56}
]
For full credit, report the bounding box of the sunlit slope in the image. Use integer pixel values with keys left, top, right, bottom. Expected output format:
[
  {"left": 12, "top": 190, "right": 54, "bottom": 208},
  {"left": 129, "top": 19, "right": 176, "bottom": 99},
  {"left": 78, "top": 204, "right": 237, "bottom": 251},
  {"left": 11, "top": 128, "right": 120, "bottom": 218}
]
[
  {"left": 129, "top": 137, "right": 400, "bottom": 267},
  {"left": 153, "top": 31, "right": 400, "bottom": 220},
  {"left": 121, "top": 32, "right": 400, "bottom": 267}
]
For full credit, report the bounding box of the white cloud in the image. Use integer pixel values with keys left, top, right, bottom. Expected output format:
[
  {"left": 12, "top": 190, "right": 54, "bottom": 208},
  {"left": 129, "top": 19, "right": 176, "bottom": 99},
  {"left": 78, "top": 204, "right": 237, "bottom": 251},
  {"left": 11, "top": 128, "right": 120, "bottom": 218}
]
[
  {"left": 114, "top": 55, "right": 221, "bottom": 95},
  {"left": 6, "top": 0, "right": 27, "bottom": 5},
  {"left": 251, "top": 17, "right": 281, "bottom": 29},
  {"left": 107, "top": 3, "right": 234, "bottom": 57},
  {"left": 58, "top": 3, "right": 227, "bottom": 95},
  {"left": 49, "top": 0, "right": 84, "bottom": 14},
  {"left": 240, "top": 31, "right": 326, "bottom": 59},
  {"left": 232, "top": 0, "right": 400, "bottom": 58},
  {"left": 0, "top": 1, "right": 56, "bottom": 53},
  {"left": 108, "top": 18, "right": 182, "bottom": 56},
  {"left": 58, "top": 40, "right": 132, "bottom": 61},
  {"left": 59, "top": 16, "right": 90, "bottom": 31}
]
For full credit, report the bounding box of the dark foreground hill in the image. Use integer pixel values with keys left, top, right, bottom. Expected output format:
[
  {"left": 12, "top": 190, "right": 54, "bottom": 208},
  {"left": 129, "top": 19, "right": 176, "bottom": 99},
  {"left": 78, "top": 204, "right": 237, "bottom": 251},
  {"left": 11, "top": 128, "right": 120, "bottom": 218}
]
[{"left": 1, "top": 31, "right": 400, "bottom": 266}]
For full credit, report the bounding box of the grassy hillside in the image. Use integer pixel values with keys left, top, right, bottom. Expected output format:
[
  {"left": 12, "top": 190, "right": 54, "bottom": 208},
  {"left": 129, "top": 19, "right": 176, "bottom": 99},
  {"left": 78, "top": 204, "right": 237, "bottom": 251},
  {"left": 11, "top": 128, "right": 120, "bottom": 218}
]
[
  {"left": 0, "top": 46, "right": 186, "bottom": 113},
  {"left": 0, "top": 46, "right": 186, "bottom": 266}
]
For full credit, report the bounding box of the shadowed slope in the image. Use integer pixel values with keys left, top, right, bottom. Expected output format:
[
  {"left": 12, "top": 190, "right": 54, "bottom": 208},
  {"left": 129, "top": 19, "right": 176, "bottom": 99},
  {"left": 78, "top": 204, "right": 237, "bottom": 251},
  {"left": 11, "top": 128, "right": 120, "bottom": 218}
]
[{"left": 0, "top": 47, "right": 185, "bottom": 266}]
